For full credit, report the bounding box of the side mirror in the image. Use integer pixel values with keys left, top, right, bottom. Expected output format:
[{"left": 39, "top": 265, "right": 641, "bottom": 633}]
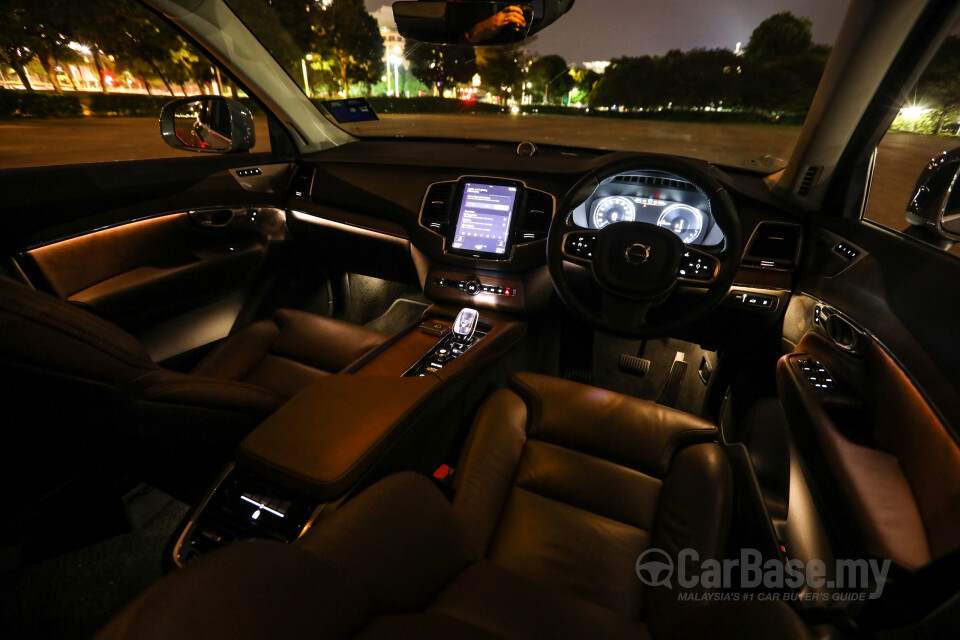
[
  {"left": 392, "top": 0, "right": 574, "bottom": 46},
  {"left": 159, "top": 96, "right": 255, "bottom": 153}
]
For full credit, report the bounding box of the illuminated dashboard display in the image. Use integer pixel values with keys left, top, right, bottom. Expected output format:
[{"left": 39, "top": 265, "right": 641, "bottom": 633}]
[
  {"left": 451, "top": 182, "right": 518, "bottom": 255},
  {"left": 591, "top": 195, "right": 706, "bottom": 244}
]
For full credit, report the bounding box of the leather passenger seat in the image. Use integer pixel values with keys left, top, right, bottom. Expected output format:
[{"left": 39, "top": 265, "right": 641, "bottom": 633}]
[
  {"left": 96, "top": 374, "right": 812, "bottom": 640},
  {"left": 0, "top": 276, "right": 388, "bottom": 495}
]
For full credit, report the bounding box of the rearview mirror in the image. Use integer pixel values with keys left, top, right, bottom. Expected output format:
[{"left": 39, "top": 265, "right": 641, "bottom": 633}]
[
  {"left": 159, "top": 96, "right": 255, "bottom": 153},
  {"left": 906, "top": 148, "right": 960, "bottom": 244},
  {"left": 392, "top": 0, "right": 574, "bottom": 46}
]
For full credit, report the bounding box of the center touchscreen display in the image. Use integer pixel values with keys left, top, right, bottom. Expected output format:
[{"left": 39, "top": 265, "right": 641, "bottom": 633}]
[{"left": 450, "top": 182, "right": 518, "bottom": 256}]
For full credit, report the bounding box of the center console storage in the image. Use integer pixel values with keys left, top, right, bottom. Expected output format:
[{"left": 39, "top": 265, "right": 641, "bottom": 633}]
[
  {"left": 240, "top": 375, "right": 440, "bottom": 499},
  {"left": 171, "top": 306, "right": 525, "bottom": 567}
]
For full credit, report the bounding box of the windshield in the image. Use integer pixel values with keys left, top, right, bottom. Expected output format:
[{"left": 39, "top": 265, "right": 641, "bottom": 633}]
[{"left": 225, "top": 0, "right": 849, "bottom": 172}]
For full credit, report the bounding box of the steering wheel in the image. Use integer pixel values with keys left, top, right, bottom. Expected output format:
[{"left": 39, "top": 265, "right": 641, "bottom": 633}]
[{"left": 547, "top": 157, "right": 742, "bottom": 338}]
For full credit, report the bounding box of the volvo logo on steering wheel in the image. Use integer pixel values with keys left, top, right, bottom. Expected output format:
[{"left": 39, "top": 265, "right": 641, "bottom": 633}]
[{"left": 625, "top": 243, "right": 652, "bottom": 265}]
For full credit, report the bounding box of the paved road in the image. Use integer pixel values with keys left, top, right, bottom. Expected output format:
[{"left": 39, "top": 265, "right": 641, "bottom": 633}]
[{"left": 0, "top": 114, "right": 955, "bottom": 234}]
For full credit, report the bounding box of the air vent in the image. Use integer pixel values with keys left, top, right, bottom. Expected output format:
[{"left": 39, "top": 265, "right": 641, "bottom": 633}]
[
  {"left": 420, "top": 182, "right": 455, "bottom": 233},
  {"left": 612, "top": 174, "right": 694, "bottom": 191},
  {"left": 289, "top": 164, "right": 315, "bottom": 199},
  {"left": 797, "top": 166, "right": 821, "bottom": 196},
  {"left": 743, "top": 222, "right": 802, "bottom": 269},
  {"left": 518, "top": 189, "right": 554, "bottom": 241}
]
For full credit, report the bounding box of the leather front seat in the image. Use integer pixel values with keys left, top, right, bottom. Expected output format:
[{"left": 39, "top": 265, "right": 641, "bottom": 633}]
[
  {"left": 96, "top": 374, "right": 812, "bottom": 640},
  {"left": 0, "top": 277, "right": 387, "bottom": 496}
]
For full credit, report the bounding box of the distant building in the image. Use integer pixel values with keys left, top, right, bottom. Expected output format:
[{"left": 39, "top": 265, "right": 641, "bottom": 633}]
[
  {"left": 581, "top": 61, "right": 610, "bottom": 75},
  {"left": 374, "top": 6, "right": 405, "bottom": 63},
  {"left": 374, "top": 4, "right": 409, "bottom": 96}
]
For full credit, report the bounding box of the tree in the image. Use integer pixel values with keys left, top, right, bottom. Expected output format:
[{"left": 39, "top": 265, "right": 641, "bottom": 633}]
[
  {"left": 741, "top": 12, "right": 828, "bottom": 115},
  {"left": 476, "top": 45, "right": 524, "bottom": 102},
  {"left": 528, "top": 54, "right": 573, "bottom": 104},
  {"left": 745, "top": 11, "right": 813, "bottom": 61},
  {"left": 406, "top": 41, "right": 476, "bottom": 94},
  {"left": 0, "top": 1, "right": 100, "bottom": 93},
  {"left": 106, "top": 8, "right": 193, "bottom": 94},
  {"left": 66, "top": 0, "right": 128, "bottom": 93},
  {"left": 307, "top": 0, "right": 385, "bottom": 95},
  {"left": 568, "top": 66, "right": 600, "bottom": 104},
  {"left": 0, "top": 3, "right": 42, "bottom": 90},
  {"left": 916, "top": 36, "right": 960, "bottom": 134},
  {"left": 589, "top": 56, "right": 661, "bottom": 109},
  {"left": 663, "top": 48, "right": 741, "bottom": 110},
  {"left": 230, "top": 0, "right": 306, "bottom": 79}
]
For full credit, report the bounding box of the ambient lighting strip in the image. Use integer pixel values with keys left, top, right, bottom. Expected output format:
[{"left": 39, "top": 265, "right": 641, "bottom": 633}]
[
  {"left": 240, "top": 495, "right": 286, "bottom": 518},
  {"left": 289, "top": 210, "right": 408, "bottom": 244}
]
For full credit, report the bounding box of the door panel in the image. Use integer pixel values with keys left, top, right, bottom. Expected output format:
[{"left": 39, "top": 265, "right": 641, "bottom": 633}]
[
  {"left": 779, "top": 217, "right": 960, "bottom": 573},
  {"left": 1, "top": 155, "right": 294, "bottom": 360},
  {"left": 24, "top": 210, "right": 271, "bottom": 324},
  {"left": 779, "top": 317, "right": 960, "bottom": 569}
]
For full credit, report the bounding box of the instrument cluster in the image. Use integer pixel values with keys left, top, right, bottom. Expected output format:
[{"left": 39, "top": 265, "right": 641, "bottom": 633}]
[{"left": 570, "top": 171, "right": 725, "bottom": 247}]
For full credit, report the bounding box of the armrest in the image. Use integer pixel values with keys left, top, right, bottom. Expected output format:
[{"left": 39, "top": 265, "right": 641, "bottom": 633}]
[
  {"left": 69, "top": 241, "right": 264, "bottom": 317},
  {"left": 239, "top": 374, "right": 440, "bottom": 499},
  {"left": 776, "top": 333, "right": 932, "bottom": 569},
  {"left": 135, "top": 369, "right": 284, "bottom": 415}
]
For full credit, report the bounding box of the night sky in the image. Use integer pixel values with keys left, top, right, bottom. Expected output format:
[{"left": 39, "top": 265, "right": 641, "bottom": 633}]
[{"left": 367, "top": 1, "right": 849, "bottom": 62}]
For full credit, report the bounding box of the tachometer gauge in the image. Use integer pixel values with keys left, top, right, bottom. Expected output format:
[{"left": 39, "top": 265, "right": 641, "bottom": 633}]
[
  {"left": 657, "top": 204, "right": 705, "bottom": 243},
  {"left": 592, "top": 196, "right": 636, "bottom": 228}
]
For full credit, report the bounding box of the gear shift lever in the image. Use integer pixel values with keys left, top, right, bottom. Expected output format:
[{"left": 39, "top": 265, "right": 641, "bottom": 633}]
[{"left": 453, "top": 307, "right": 479, "bottom": 342}]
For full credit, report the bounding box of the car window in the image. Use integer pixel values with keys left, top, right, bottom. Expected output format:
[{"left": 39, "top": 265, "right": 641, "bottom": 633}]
[
  {"left": 865, "top": 30, "right": 960, "bottom": 257},
  {"left": 0, "top": 0, "right": 270, "bottom": 170}
]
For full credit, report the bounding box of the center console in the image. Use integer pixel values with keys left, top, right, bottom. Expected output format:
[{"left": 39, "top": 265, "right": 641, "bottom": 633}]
[
  {"left": 405, "top": 307, "right": 481, "bottom": 377},
  {"left": 170, "top": 306, "right": 525, "bottom": 567},
  {"left": 414, "top": 176, "right": 557, "bottom": 314}
]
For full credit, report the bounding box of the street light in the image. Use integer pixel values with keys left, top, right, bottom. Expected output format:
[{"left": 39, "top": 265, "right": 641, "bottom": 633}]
[
  {"left": 301, "top": 54, "right": 313, "bottom": 98},
  {"left": 387, "top": 54, "right": 402, "bottom": 97},
  {"left": 386, "top": 45, "right": 404, "bottom": 98}
]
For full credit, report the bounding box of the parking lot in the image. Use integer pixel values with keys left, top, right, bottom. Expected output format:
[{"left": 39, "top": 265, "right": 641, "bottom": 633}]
[{"left": 1, "top": 114, "right": 955, "bottom": 233}]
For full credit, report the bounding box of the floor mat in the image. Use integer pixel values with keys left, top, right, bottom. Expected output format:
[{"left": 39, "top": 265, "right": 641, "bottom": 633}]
[
  {"left": 338, "top": 273, "right": 422, "bottom": 326},
  {"left": 590, "top": 333, "right": 717, "bottom": 417},
  {"left": 0, "top": 488, "right": 188, "bottom": 640},
  {"left": 365, "top": 297, "right": 429, "bottom": 335}
]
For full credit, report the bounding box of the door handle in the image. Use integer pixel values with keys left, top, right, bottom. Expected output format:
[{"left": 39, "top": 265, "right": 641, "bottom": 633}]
[
  {"left": 815, "top": 304, "right": 867, "bottom": 356},
  {"left": 190, "top": 208, "right": 240, "bottom": 228}
]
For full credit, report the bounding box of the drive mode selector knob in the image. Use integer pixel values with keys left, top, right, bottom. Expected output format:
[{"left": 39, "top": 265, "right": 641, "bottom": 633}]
[{"left": 464, "top": 279, "right": 481, "bottom": 295}]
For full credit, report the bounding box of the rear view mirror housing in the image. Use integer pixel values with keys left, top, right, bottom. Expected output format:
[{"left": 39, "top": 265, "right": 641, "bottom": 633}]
[
  {"left": 392, "top": 0, "right": 574, "bottom": 46},
  {"left": 159, "top": 96, "right": 255, "bottom": 154}
]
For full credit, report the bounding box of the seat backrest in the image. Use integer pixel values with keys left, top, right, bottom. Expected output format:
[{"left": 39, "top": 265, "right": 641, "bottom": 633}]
[
  {"left": 451, "top": 372, "right": 731, "bottom": 624},
  {"left": 0, "top": 276, "right": 158, "bottom": 385},
  {"left": 0, "top": 277, "right": 272, "bottom": 504}
]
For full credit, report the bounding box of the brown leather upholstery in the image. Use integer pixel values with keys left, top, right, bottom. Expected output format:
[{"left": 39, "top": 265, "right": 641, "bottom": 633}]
[
  {"left": 0, "top": 277, "right": 387, "bottom": 493},
  {"left": 194, "top": 308, "right": 388, "bottom": 399},
  {"left": 98, "top": 474, "right": 807, "bottom": 640},
  {"left": 452, "top": 373, "right": 731, "bottom": 633},
  {"left": 240, "top": 374, "right": 441, "bottom": 500},
  {"left": 97, "top": 375, "right": 811, "bottom": 640}
]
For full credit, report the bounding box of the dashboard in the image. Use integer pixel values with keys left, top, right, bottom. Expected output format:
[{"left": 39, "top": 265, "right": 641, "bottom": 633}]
[
  {"left": 570, "top": 170, "right": 725, "bottom": 247},
  {"left": 286, "top": 142, "right": 798, "bottom": 317}
]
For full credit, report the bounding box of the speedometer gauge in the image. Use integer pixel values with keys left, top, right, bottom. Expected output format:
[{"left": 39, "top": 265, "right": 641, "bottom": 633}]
[
  {"left": 657, "top": 204, "right": 705, "bottom": 243},
  {"left": 592, "top": 196, "right": 636, "bottom": 228}
]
